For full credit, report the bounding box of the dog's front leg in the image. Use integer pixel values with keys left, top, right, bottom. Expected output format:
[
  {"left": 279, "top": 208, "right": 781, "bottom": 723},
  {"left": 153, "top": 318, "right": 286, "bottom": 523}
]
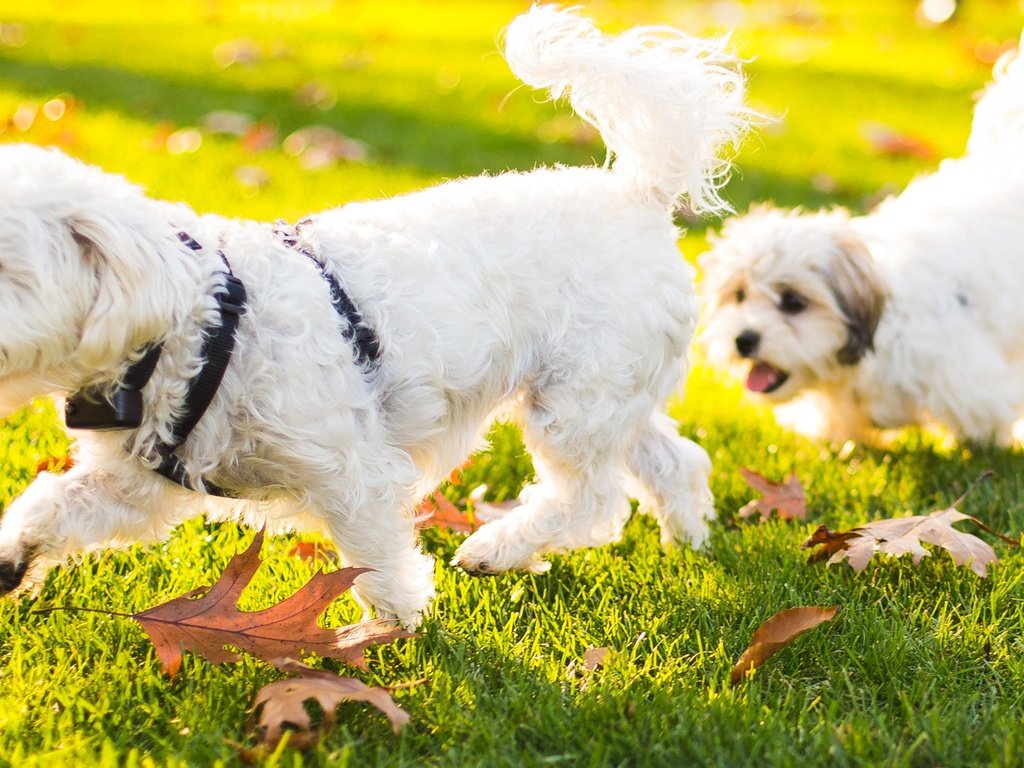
[
  {"left": 0, "top": 464, "right": 185, "bottom": 594},
  {"left": 319, "top": 502, "right": 436, "bottom": 630}
]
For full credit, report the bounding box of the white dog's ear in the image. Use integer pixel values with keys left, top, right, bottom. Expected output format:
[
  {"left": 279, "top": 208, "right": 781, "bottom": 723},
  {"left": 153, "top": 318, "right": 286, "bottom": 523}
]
[
  {"left": 71, "top": 213, "right": 167, "bottom": 371},
  {"left": 826, "top": 229, "right": 885, "bottom": 365}
]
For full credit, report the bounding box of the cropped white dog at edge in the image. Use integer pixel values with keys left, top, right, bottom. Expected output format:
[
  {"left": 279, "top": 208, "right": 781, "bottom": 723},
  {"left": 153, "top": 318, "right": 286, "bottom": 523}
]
[
  {"left": 0, "top": 6, "right": 749, "bottom": 627},
  {"left": 701, "top": 42, "right": 1024, "bottom": 446}
]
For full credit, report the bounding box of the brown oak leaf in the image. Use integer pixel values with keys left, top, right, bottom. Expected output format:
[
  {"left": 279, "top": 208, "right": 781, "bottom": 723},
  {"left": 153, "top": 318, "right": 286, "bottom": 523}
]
[
  {"left": 738, "top": 467, "right": 807, "bottom": 521},
  {"left": 250, "top": 658, "right": 410, "bottom": 750},
  {"left": 133, "top": 530, "right": 411, "bottom": 675},
  {"left": 802, "top": 475, "right": 1017, "bottom": 577},
  {"left": 731, "top": 605, "right": 839, "bottom": 685}
]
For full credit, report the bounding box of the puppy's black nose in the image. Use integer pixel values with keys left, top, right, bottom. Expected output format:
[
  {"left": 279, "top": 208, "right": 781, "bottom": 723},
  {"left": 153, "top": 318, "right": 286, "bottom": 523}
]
[{"left": 735, "top": 330, "right": 760, "bottom": 358}]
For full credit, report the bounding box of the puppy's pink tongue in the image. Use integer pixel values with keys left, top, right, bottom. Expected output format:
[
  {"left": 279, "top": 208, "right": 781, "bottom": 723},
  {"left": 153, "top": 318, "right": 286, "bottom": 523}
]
[{"left": 746, "top": 363, "right": 781, "bottom": 393}]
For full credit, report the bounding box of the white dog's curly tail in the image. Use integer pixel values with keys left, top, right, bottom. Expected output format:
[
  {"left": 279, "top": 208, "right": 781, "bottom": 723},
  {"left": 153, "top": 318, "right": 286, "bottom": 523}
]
[
  {"left": 503, "top": 4, "right": 750, "bottom": 214},
  {"left": 967, "top": 33, "right": 1024, "bottom": 156}
]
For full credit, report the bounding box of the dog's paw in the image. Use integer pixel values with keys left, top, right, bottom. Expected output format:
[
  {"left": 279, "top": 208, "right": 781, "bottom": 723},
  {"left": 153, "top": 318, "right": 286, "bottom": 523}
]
[
  {"left": 349, "top": 551, "right": 435, "bottom": 632},
  {"left": 0, "top": 542, "right": 37, "bottom": 596},
  {"left": 451, "top": 526, "right": 551, "bottom": 576}
]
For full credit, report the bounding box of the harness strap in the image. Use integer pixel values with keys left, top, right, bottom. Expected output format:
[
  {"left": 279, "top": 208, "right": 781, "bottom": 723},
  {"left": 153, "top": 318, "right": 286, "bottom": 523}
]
[
  {"left": 150, "top": 272, "right": 246, "bottom": 497},
  {"left": 274, "top": 219, "right": 380, "bottom": 367},
  {"left": 162, "top": 273, "right": 246, "bottom": 447}
]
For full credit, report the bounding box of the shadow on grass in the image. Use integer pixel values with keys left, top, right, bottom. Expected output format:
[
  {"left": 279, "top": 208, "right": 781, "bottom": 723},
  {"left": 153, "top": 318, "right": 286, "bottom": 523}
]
[
  {"left": 0, "top": 54, "right": 601, "bottom": 178},
  {"left": 0, "top": 41, "right": 979, "bottom": 189}
]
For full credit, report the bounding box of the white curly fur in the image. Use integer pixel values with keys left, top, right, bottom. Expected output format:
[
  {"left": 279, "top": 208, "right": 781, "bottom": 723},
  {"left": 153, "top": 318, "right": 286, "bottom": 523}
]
[
  {"left": 701, "top": 40, "right": 1024, "bottom": 445},
  {"left": 0, "top": 5, "right": 747, "bottom": 627}
]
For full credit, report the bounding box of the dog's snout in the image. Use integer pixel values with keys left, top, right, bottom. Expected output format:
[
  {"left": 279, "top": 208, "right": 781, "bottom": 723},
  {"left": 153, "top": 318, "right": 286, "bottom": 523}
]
[{"left": 735, "top": 330, "right": 760, "bottom": 358}]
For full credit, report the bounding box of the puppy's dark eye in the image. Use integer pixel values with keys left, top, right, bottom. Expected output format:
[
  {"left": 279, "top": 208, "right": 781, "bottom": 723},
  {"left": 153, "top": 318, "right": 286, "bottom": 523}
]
[
  {"left": 735, "top": 287, "right": 746, "bottom": 304},
  {"left": 778, "top": 289, "right": 807, "bottom": 315}
]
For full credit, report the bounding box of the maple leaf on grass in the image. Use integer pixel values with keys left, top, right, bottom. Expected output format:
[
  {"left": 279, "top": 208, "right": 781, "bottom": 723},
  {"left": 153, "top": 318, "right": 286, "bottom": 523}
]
[
  {"left": 731, "top": 605, "right": 839, "bottom": 685},
  {"left": 802, "top": 472, "right": 1018, "bottom": 577},
  {"left": 129, "top": 529, "right": 412, "bottom": 675},
  {"left": 249, "top": 658, "right": 411, "bottom": 751},
  {"left": 738, "top": 467, "right": 807, "bottom": 522}
]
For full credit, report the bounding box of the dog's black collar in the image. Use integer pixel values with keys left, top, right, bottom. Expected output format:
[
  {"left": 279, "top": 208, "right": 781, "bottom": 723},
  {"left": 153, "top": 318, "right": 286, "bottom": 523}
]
[
  {"left": 274, "top": 219, "right": 380, "bottom": 367},
  {"left": 65, "top": 231, "right": 247, "bottom": 498}
]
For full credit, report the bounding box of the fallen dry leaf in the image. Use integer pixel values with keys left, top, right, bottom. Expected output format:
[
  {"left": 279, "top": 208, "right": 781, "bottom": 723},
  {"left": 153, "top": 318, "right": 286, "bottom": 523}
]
[
  {"left": 731, "top": 605, "right": 839, "bottom": 685},
  {"left": 288, "top": 540, "right": 340, "bottom": 566},
  {"left": 861, "top": 121, "right": 936, "bottom": 160},
  {"left": 240, "top": 122, "right": 279, "bottom": 153},
  {"left": 200, "top": 109, "right": 254, "bottom": 136},
  {"left": 416, "top": 490, "right": 479, "bottom": 533},
  {"left": 802, "top": 474, "right": 1017, "bottom": 577},
  {"left": 282, "top": 125, "right": 368, "bottom": 169},
  {"left": 35, "top": 455, "right": 75, "bottom": 476},
  {"left": 582, "top": 646, "right": 609, "bottom": 671},
  {"left": 132, "top": 530, "right": 411, "bottom": 675},
  {"left": 250, "top": 658, "right": 409, "bottom": 750},
  {"left": 738, "top": 467, "right": 807, "bottom": 522}
]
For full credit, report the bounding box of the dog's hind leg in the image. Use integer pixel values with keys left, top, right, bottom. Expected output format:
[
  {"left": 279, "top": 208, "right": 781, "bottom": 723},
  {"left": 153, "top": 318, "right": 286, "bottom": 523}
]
[
  {"left": 452, "top": 388, "right": 647, "bottom": 576},
  {"left": 624, "top": 412, "right": 714, "bottom": 549}
]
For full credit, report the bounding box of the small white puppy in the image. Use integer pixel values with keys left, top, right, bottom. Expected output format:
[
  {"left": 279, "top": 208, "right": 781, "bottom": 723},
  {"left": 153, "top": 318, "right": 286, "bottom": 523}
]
[
  {"left": 701, "top": 43, "right": 1024, "bottom": 445},
  {"left": 0, "top": 6, "right": 748, "bottom": 627}
]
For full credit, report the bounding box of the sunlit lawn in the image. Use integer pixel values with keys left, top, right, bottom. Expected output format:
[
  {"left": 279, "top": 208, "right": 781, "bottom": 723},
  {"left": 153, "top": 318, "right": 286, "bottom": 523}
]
[{"left": 1, "top": 1, "right": 1024, "bottom": 766}]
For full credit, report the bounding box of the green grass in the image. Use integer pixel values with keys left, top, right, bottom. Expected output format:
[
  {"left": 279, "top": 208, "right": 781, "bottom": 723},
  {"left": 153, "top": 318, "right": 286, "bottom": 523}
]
[{"left": 2, "top": 1, "right": 1024, "bottom": 765}]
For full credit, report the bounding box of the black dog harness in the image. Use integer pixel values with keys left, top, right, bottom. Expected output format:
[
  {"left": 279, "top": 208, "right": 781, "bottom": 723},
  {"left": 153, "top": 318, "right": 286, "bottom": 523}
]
[
  {"left": 65, "top": 233, "right": 247, "bottom": 497},
  {"left": 65, "top": 226, "right": 379, "bottom": 497}
]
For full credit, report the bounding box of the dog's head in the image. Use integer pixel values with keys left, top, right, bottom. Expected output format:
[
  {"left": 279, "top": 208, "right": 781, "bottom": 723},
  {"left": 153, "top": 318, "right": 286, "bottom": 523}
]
[
  {"left": 0, "top": 144, "right": 172, "bottom": 414},
  {"left": 699, "top": 205, "right": 886, "bottom": 401}
]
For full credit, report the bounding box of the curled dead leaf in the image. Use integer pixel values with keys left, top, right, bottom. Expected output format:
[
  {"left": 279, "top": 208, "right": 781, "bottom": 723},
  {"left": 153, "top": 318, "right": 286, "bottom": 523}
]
[
  {"left": 416, "top": 490, "right": 479, "bottom": 533},
  {"left": 582, "top": 645, "right": 609, "bottom": 671},
  {"left": 249, "top": 658, "right": 410, "bottom": 751},
  {"left": 861, "top": 121, "right": 936, "bottom": 160},
  {"left": 288, "top": 540, "right": 340, "bottom": 566},
  {"left": 731, "top": 605, "right": 839, "bottom": 685},
  {"left": 35, "top": 455, "right": 75, "bottom": 476},
  {"left": 802, "top": 474, "right": 1017, "bottom": 577},
  {"left": 738, "top": 467, "right": 807, "bottom": 522}
]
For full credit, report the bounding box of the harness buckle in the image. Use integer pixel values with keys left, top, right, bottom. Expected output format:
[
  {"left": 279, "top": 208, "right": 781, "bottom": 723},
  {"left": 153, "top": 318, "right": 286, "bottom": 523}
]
[{"left": 65, "top": 387, "right": 145, "bottom": 430}]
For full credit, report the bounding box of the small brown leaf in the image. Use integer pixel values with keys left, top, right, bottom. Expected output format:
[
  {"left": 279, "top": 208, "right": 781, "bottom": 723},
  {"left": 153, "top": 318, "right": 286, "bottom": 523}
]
[
  {"left": 738, "top": 467, "right": 807, "bottom": 522},
  {"left": 240, "top": 122, "right": 279, "bottom": 153},
  {"left": 861, "top": 122, "right": 936, "bottom": 160},
  {"left": 582, "top": 646, "right": 609, "bottom": 671},
  {"left": 35, "top": 455, "right": 75, "bottom": 476},
  {"left": 250, "top": 658, "right": 409, "bottom": 750},
  {"left": 288, "top": 541, "right": 339, "bottom": 566},
  {"left": 416, "top": 490, "right": 479, "bottom": 533},
  {"left": 132, "top": 530, "right": 411, "bottom": 675},
  {"left": 200, "top": 109, "right": 254, "bottom": 136},
  {"left": 731, "top": 605, "right": 839, "bottom": 685}
]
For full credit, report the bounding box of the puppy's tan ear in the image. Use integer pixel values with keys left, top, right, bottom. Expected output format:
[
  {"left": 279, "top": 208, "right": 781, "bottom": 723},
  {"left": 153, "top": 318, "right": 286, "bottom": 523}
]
[
  {"left": 826, "top": 228, "right": 885, "bottom": 365},
  {"left": 71, "top": 214, "right": 168, "bottom": 371}
]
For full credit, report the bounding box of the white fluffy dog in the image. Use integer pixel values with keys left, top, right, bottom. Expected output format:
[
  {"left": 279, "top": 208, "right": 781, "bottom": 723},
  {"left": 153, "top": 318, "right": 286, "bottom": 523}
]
[
  {"left": 701, "top": 44, "right": 1024, "bottom": 446},
  {"left": 0, "top": 5, "right": 748, "bottom": 627}
]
